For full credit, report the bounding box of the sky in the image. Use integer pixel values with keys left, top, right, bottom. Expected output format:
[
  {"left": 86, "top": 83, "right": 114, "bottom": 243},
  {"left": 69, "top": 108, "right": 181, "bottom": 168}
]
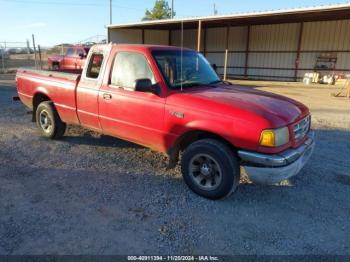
[{"left": 1, "top": 0, "right": 349, "bottom": 47}]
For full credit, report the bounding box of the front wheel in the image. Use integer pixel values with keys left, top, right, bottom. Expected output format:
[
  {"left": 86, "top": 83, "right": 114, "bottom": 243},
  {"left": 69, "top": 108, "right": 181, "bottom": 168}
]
[
  {"left": 181, "top": 139, "right": 240, "bottom": 200},
  {"left": 36, "top": 101, "right": 66, "bottom": 139}
]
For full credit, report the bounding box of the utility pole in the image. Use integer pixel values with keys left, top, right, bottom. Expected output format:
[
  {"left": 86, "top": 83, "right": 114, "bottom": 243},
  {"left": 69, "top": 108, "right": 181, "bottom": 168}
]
[
  {"left": 213, "top": 3, "right": 218, "bottom": 15},
  {"left": 26, "top": 39, "right": 30, "bottom": 60},
  {"left": 110, "top": 0, "right": 112, "bottom": 24},
  {"left": 1, "top": 42, "right": 5, "bottom": 73},
  {"left": 32, "top": 34, "right": 37, "bottom": 69},
  {"left": 171, "top": 0, "right": 174, "bottom": 19},
  {"left": 38, "top": 45, "right": 42, "bottom": 70}
]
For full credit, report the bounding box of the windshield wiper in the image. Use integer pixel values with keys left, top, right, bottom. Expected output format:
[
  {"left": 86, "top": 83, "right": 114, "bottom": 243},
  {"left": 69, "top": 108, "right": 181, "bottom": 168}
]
[
  {"left": 174, "top": 82, "right": 203, "bottom": 89},
  {"left": 183, "top": 82, "right": 203, "bottom": 87},
  {"left": 174, "top": 80, "right": 226, "bottom": 90}
]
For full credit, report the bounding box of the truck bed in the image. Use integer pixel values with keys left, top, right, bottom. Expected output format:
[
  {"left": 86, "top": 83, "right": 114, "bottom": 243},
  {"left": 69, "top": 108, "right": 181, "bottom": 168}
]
[{"left": 16, "top": 67, "right": 81, "bottom": 125}]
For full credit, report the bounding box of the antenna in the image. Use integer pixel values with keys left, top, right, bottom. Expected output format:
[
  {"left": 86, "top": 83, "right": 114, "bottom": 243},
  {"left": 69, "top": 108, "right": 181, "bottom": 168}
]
[{"left": 180, "top": 19, "right": 184, "bottom": 92}]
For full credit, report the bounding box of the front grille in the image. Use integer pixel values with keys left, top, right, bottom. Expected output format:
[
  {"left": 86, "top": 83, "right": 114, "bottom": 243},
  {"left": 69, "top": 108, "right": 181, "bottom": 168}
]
[{"left": 293, "top": 115, "right": 310, "bottom": 142}]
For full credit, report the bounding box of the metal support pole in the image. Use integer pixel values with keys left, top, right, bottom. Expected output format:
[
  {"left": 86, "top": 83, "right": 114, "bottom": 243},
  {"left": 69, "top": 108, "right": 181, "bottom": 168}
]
[
  {"left": 197, "top": 20, "right": 202, "bottom": 52},
  {"left": 1, "top": 42, "right": 5, "bottom": 74},
  {"left": 26, "top": 39, "right": 31, "bottom": 60},
  {"left": 168, "top": 30, "right": 172, "bottom": 46},
  {"left": 244, "top": 25, "right": 250, "bottom": 78},
  {"left": 3, "top": 41, "right": 6, "bottom": 73},
  {"left": 294, "top": 22, "right": 304, "bottom": 82},
  {"left": 223, "top": 26, "right": 230, "bottom": 79},
  {"left": 32, "top": 34, "right": 37, "bottom": 69},
  {"left": 1, "top": 55, "right": 4, "bottom": 73},
  {"left": 203, "top": 27, "right": 207, "bottom": 57},
  {"left": 38, "top": 45, "right": 42, "bottom": 70},
  {"left": 225, "top": 27, "right": 230, "bottom": 49},
  {"left": 224, "top": 49, "right": 228, "bottom": 81}
]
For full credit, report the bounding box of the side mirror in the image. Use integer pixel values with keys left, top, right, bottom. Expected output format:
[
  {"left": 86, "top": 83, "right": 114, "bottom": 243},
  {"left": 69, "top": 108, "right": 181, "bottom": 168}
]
[
  {"left": 134, "top": 78, "right": 157, "bottom": 94},
  {"left": 78, "top": 53, "right": 85, "bottom": 59}
]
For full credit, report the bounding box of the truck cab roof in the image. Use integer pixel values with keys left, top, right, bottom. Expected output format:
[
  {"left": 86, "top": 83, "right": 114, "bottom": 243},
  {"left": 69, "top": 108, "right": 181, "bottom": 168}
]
[{"left": 92, "top": 43, "right": 194, "bottom": 52}]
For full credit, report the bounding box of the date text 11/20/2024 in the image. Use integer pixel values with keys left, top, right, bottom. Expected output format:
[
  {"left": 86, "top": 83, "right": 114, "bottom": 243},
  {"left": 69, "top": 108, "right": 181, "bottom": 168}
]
[{"left": 127, "top": 255, "right": 219, "bottom": 261}]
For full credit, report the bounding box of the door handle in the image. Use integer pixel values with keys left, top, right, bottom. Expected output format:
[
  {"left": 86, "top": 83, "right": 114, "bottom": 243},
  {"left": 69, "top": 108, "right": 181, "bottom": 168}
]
[{"left": 103, "top": 93, "right": 112, "bottom": 100}]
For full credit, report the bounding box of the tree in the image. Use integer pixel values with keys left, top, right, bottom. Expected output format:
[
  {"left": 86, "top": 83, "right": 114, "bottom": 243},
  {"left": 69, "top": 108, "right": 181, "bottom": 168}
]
[{"left": 142, "top": 0, "right": 175, "bottom": 21}]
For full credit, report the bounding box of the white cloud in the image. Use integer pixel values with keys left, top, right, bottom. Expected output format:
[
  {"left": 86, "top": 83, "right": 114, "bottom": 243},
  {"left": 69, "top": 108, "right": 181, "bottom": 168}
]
[{"left": 16, "top": 22, "right": 47, "bottom": 29}]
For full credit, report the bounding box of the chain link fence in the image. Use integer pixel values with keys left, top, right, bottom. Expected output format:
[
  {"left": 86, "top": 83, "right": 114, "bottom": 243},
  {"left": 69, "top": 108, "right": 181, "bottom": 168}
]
[
  {"left": 0, "top": 35, "right": 106, "bottom": 74},
  {"left": 0, "top": 40, "right": 51, "bottom": 73}
]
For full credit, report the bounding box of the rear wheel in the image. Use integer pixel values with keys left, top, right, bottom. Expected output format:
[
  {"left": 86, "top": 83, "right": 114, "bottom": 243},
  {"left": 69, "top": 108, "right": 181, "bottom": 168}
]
[
  {"left": 36, "top": 101, "right": 66, "bottom": 139},
  {"left": 181, "top": 139, "right": 240, "bottom": 200}
]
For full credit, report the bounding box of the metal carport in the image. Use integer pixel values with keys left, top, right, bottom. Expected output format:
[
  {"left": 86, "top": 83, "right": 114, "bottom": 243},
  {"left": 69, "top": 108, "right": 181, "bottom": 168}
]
[{"left": 107, "top": 4, "right": 350, "bottom": 81}]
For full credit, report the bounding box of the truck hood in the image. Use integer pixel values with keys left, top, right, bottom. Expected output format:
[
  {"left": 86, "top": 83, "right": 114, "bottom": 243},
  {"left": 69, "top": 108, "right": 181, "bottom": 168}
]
[{"left": 183, "top": 85, "right": 309, "bottom": 126}]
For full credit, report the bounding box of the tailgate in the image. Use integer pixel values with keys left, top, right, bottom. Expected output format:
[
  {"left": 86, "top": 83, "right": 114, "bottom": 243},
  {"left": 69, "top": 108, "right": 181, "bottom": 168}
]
[{"left": 16, "top": 68, "right": 81, "bottom": 124}]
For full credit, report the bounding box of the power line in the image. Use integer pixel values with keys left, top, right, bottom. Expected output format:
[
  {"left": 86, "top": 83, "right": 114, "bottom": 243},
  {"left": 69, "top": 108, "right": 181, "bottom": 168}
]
[{"left": 0, "top": 0, "right": 144, "bottom": 11}]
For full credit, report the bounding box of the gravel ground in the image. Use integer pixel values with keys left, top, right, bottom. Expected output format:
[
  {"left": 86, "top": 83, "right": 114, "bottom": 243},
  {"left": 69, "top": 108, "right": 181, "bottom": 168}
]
[{"left": 1, "top": 74, "right": 350, "bottom": 255}]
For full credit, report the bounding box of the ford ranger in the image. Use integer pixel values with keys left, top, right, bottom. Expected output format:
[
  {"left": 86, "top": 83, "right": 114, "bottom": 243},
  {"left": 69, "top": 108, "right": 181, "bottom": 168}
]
[
  {"left": 16, "top": 44, "right": 315, "bottom": 199},
  {"left": 48, "top": 45, "right": 90, "bottom": 71}
]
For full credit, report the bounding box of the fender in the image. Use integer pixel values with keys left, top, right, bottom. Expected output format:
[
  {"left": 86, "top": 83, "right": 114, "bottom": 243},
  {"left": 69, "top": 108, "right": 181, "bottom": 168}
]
[
  {"left": 33, "top": 86, "right": 50, "bottom": 98},
  {"left": 166, "top": 119, "right": 236, "bottom": 169},
  {"left": 32, "top": 88, "right": 53, "bottom": 122},
  {"left": 185, "top": 120, "right": 234, "bottom": 143}
]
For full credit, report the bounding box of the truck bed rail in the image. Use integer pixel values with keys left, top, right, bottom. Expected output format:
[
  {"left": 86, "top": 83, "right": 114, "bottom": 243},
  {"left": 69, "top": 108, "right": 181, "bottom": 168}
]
[{"left": 17, "top": 67, "right": 80, "bottom": 82}]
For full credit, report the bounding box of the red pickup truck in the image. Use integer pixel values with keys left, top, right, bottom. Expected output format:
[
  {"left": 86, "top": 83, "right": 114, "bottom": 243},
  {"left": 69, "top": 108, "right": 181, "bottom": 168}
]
[
  {"left": 48, "top": 45, "right": 90, "bottom": 71},
  {"left": 16, "top": 44, "right": 315, "bottom": 199}
]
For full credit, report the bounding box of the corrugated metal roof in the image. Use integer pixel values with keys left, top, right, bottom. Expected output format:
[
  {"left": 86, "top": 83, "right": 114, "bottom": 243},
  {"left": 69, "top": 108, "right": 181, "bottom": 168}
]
[{"left": 107, "top": 3, "right": 350, "bottom": 29}]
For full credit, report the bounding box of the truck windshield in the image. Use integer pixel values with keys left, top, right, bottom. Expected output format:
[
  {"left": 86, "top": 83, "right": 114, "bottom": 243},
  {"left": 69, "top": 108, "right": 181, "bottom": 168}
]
[{"left": 152, "top": 50, "right": 220, "bottom": 90}]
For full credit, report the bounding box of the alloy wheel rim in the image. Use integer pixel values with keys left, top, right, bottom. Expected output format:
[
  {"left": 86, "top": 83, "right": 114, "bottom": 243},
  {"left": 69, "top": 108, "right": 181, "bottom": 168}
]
[
  {"left": 189, "top": 153, "right": 222, "bottom": 191},
  {"left": 39, "top": 110, "right": 53, "bottom": 133}
]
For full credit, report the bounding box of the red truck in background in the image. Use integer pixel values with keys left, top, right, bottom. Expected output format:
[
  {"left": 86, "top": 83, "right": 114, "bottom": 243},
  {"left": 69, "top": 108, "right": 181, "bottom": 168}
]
[
  {"left": 15, "top": 44, "right": 315, "bottom": 199},
  {"left": 48, "top": 45, "right": 90, "bottom": 72}
]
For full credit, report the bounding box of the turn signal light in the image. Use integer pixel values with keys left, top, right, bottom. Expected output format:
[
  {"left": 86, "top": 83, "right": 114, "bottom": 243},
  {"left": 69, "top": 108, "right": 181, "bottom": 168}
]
[
  {"left": 259, "top": 127, "right": 290, "bottom": 147},
  {"left": 260, "top": 130, "right": 275, "bottom": 147}
]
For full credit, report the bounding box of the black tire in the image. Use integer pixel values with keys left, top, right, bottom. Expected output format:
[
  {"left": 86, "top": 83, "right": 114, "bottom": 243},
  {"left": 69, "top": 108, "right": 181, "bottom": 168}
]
[
  {"left": 35, "top": 101, "right": 66, "bottom": 139},
  {"left": 181, "top": 139, "right": 240, "bottom": 200}
]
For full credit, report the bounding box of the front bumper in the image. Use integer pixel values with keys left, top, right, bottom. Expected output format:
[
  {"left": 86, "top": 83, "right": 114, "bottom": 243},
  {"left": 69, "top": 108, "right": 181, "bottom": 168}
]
[{"left": 238, "top": 131, "right": 315, "bottom": 184}]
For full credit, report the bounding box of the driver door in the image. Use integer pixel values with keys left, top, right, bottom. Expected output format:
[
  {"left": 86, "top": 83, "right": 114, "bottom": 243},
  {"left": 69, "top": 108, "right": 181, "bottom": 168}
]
[{"left": 98, "top": 51, "right": 166, "bottom": 151}]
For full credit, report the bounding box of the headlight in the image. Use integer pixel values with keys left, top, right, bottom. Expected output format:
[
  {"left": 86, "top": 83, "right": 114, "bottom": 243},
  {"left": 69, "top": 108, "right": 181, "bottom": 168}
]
[{"left": 259, "top": 127, "right": 290, "bottom": 147}]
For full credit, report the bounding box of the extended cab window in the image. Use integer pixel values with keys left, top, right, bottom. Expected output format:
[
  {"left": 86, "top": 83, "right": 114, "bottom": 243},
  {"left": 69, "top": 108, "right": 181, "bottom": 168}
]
[
  {"left": 66, "top": 48, "right": 74, "bottom": 57},
  {"left": 111, "top": 52, "right": 155, "bottom": 90},
  {"left": 86, "top": 54, "right": 104, "bottom": 79}
]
